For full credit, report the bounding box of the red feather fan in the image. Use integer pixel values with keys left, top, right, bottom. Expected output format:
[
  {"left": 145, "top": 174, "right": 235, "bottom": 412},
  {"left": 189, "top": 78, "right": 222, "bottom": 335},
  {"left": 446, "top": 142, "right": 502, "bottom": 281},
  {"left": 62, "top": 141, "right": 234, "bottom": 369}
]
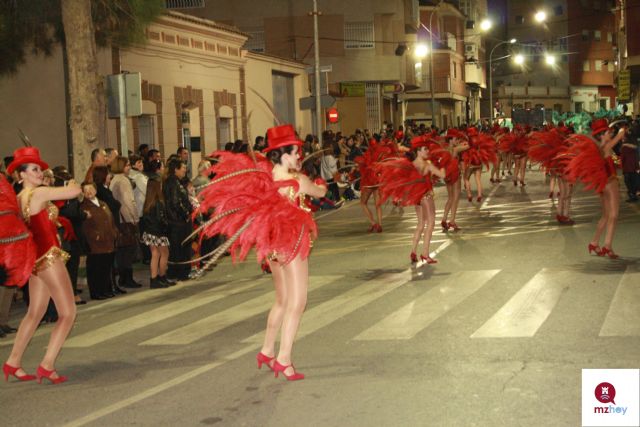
[
  {"left": 0, "top": 175, "right": 36, "bottom": 286},
  {"left": 564, "top": 135, "right": 611, "bottom": 193},
  {"left": 462, "top": 133, "right": 498, "bottom": 168},
  {"left": 376, "top": 158, "right": 433, "bottom": 206}
]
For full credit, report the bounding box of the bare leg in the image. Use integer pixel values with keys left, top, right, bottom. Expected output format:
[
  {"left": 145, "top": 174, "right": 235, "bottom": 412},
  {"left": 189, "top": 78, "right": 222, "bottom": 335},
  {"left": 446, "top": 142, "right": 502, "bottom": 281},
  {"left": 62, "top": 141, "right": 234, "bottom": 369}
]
[
  {"left": 261, "top": 260, "right": 287, "bottom": 362},
  {"left": 373, "top": 190, "right": 382, "bottom": 225},
  {"left": 463, "top": 167, "right": 472, "bottom": 200},
  {"left": 562, "top": 183, "right": 574, "bottom": 218},
  {"left": 150, "top": 246, "right": 159, "bottom": 278},
  {"left": 475, "top": 169, "right": 483, "bottom": 199},
  {"left": 412, "top": 204, "right": 426, "bottom": 253},
  {"left": 276, "top": 256, "right": 308, "bottom": 376},
  {"left": 602, "top": 180, "right": 620, "bottom": 249},
  {"left": 591, "top": 193, "right": 609, "bottom": 246},
  {"left": 450, "top": 179, "right": 462, "bottom": 223},
  {"left": 442, "top": 183, "right": 453, "bottom": 223},
  {"left": 38, "top": 262, "right": 76, "bottom": 374},
  {"left": 359, "top": 188, "right": 375, "bottom": 226},
  {"left": 519, "top": 157, "right": 527, "bottom": 183},
  {"left": 6, "top": 274, "right": 52, "bottom": 376},
  {"left": 549, "top": 174, "right": 557, "bottom": 198},
  {"left": 557, "top": 179, "right": 566, "bottom": 217},
  {"left": 420, "top": 196, "right": 436, "bottom": 257},
  {"left": 159, "top": 246, "right": 169, "bottom": 276}
]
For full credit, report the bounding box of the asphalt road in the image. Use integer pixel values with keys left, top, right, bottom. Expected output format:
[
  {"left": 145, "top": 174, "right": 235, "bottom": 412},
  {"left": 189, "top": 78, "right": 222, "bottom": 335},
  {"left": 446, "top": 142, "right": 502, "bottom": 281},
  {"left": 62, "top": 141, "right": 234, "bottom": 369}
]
[{"left": 1, "top": 170, "right": 639, "bottom": 427}]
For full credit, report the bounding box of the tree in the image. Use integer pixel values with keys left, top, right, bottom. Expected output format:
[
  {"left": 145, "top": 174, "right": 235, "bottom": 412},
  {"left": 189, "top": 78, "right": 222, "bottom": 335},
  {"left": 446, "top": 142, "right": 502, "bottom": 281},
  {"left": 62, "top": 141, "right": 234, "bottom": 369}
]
[{"left": 0, "top": 0, "right": 164, "bottom": 175}]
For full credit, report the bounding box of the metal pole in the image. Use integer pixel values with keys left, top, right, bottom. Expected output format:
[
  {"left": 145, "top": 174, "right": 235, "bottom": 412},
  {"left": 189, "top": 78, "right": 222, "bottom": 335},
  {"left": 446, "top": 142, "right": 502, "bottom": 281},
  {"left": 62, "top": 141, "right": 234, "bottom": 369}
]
[
  {"left": 313, "top": 0, "right": 323, "bottom": 138},
  {"left": 118, "top": 73, "right": 128, "bottom": 156},
  {"left": 429, "top": 8, "right": 436, "bottom": 128},
  {"left": 489, "top": 40, "right": 513, "bottom": 123}
]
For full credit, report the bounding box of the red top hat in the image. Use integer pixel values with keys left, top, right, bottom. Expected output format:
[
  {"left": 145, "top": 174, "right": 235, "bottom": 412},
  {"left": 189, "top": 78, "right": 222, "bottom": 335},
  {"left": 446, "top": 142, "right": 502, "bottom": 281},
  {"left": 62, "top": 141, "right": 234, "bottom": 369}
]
[
  {"left": 7, "top": 147, "right": 49, "bottom": 175},
  {"left": 410, "top": 136, "right": 429, "bottom": 150},
  {"left": 591, "top": 118, "right": 609, "bottom": 136},
  {"left": 263, "top": 125, "right": 303, "bottom": 153}
]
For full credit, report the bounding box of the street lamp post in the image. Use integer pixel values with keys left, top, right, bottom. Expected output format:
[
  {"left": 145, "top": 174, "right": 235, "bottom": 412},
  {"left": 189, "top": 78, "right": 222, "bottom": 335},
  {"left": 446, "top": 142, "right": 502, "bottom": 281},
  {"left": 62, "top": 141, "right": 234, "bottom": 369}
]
[
  {"left": 428, "top": 1, "right": 442, "bottom": 128},
  {"left": 489, "top": 38, "right": 516, "bottom": 122}
]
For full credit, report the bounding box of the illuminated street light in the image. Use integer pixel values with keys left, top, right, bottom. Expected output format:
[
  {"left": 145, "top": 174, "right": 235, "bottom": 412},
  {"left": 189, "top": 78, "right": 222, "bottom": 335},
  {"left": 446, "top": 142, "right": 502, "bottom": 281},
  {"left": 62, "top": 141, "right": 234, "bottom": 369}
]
[
  {"left": 480, "top": 19, "right": 492, "bottom": 31},
  {"left": 514, "top": 54, "right": 525, "bottom": 65},
  {"left": 414, "top": 44, "right": 429, "bottom": 59},
  {"left": 489, "top": 38, "right": 518, "bottom": 120},
  {"left": 534, "top": 11, "right": 547, "bottom": 23},
  {"left": 510, "top": 38, "right": 517, "bottom": 44},
  {"left": 545, "top": 54, "right": 556, "bottom": 65}
]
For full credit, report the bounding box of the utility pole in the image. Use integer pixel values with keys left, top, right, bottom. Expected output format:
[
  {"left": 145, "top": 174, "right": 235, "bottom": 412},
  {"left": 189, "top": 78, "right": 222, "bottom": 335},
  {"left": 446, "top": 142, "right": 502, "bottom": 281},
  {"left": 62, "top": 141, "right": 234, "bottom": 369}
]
[{"left": 312, "top": 0, "right": 323, "bottom": 138}]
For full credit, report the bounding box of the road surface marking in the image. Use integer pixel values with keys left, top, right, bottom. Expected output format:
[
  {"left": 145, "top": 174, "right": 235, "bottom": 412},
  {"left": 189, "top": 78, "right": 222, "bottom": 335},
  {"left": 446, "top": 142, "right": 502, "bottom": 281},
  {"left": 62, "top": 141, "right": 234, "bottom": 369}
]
[
  {"left": 140, "top": 275, "right": 343, "bottom": 346},
  {"left": 471, "top": 268, "right": 566, "bottom": 338},
  {"left": 65, "top": 279, "right": 268, "bottom": 348},
  {"left": 353, "top": 269, "right": 499, "bottom": 340},
  {"left": 242, "top": 269, "right": 414, "bottom": 344},
  {"left": 599, "top": 266, "right": 640, "bottom": 337}
]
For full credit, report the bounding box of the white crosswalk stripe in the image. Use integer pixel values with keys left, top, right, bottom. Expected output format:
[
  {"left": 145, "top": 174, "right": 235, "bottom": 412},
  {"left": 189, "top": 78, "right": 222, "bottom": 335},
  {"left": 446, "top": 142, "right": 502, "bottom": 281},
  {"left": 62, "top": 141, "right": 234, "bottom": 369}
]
[
  {"left": 65, "top": 278, "right": 270, "bottom": 348},
  {"left": 141, "top": 275, "right": 343, "bottom": 346},
  {"left": 471, "top": 268, "right": 566, "bottom": 338},
  {"left": 599, "top": 265, "right": 640, "bottom": 337},
  {"left": 353, "top": 270, "right": 500, "bottom": 341}
]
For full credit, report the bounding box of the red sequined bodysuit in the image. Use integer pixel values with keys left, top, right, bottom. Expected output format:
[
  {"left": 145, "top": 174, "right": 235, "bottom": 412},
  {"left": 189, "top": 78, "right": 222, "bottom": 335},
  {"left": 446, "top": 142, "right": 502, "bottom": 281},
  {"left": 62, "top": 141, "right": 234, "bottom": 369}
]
[
  {"left": 604, "top": 156, "right": 617, "bottom": 179},
  {"left": 22, "top": 189, "right": 69, "bottom": 272}
]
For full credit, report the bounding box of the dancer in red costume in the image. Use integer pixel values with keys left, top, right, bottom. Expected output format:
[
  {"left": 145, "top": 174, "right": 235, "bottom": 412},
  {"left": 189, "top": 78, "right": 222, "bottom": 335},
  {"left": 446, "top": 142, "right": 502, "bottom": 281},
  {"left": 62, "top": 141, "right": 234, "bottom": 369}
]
[
  {"left": 499, "top": 125, "right": 529, "bottom": 187},
  {"left": 354, "top": 139, "right": 395, "bottom": 232},
  {"left": 196, "top": 125, "right": 326, "bottom": 381},
  {"left": 565, "top": 119, "right": 626, "bottom": 258},
  {"left": 490, "top": 126, "right": 505, "bottom": 183},
  {"left": 439, "top": 129, "right": 469, "bottom": 231},
  {"left": 377, "top": 136, "right": 445, "bottom": 264},
  {"left": 528, "top": 126, "right": 575, "bottom": 224},
  {"left": 462, "top": 128, "right": 497, "bottom": 203},
  {"left": 3, "top": 147, "right": 81, "bottom": 384}
]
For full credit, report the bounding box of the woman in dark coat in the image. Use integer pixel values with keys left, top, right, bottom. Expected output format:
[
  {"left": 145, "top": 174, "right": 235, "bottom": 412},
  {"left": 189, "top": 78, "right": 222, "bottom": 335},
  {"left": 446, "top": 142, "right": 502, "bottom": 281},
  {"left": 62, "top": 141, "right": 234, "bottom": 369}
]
[{"left": 163, "top": 159, "right": 193, "bottom": 281}]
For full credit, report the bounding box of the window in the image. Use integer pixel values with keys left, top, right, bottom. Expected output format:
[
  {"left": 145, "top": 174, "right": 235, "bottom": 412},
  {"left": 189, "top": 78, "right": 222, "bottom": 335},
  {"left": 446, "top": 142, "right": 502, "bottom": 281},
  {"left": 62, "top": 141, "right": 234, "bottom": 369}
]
[
  {"left": 535, "top": 103, "right": 545, "bottom": 109},
  {"left": 555, "top": 5, "right": 563, "bottom": 15},
  {"left": 582, "top": 30, "right": 589, "bottom": 41},
  {"left": 607, "top": 32, "right": 613, "bottom": 43},
  {"left": 608, "top": 62, "right": 615, "bottom": 72},
  {"left": 453, "top": 61, "right": 457, "bottom": 79},
  {"left": 515, "top": 15, "right": 524, "bottom": 24},
  {"left": 583, "top": 60, "right": 590, "bottom": 71},
  {"left": 594, "top": 30, "right": 601, "bottom": 41},
  {"left": 599, "top": 99, "right": 608, "bottom": 109},
  {"left": 344, "top": 22, "right": 375, "bottom": 49},
  {"left": 575, "top": 102, "right": 584, "bottom": 113},
  {"left": 595, "top": 60, "right": 602, "bottom": 71},
  {"left": 554, "top": 103, "right": 563, "bottom": 113},
  {"left": 243, "top": 29, "right": 265, "bottom": 53}
]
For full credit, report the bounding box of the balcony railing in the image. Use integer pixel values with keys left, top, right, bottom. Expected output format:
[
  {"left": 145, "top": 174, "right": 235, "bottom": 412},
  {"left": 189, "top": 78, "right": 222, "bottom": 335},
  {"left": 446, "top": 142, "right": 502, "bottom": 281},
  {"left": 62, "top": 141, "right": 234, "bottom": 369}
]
[
  {"left": 423, "top": 76, "right": 452, "bottom": 93},
  {"left": 498, "top": 86, "right": 570, "bottom": 98}
]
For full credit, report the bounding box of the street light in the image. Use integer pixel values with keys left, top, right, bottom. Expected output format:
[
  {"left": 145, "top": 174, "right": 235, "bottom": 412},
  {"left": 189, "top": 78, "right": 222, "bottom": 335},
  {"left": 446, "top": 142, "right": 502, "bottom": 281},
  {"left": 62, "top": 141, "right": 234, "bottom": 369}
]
[
  {"left": 534, "top": 10, "right": 547, "bottom": 23},
  {"left": 545, "top": 54, "right": 556, "bottom": 65},
  {"left": 489, "top": 38, "right": 517, "bottom": 121},
  {"left": 414, "top": 44, "right": 429, "bottom": 59},
  {"left": 480, "top": 19, "right": 492, "bottom": 32},
  {"left": 419, "top": 0, "right": 443, "bottom": 127},
  {"left": 514, "top": 54, "right": 525, "bottom": 65}
]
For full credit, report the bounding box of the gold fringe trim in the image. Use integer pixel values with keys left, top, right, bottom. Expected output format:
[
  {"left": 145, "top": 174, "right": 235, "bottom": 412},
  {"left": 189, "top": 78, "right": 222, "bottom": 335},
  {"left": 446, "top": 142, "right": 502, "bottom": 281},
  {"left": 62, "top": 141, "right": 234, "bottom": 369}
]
[{"left": 34, "top": 246, "right": 70, "bottom": 273}]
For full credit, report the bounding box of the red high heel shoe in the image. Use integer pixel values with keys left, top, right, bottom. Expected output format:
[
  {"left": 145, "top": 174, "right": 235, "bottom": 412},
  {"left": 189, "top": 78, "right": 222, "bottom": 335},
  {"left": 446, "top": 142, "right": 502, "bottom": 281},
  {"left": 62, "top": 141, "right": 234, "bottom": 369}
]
[
  {"left": 549, "top": 192, "right": 554, "bottom": 199},
  {"left": 447, "top": 222, "right": 460, "bottom": 231},
  {"left": 467, "top": 196, "right": 472, "bottom": 202},
  {"left": 256, "top": 352, "right": 275, "bottom": 371},
  {"left": 598, "top": 247, "right": 619, "bottom": 259},
  {"left": 441, "top": 220, "right": 449, "bottom": 231},
  {"left": 410, "top": 252, "right": 418, "bottom": 263},
  {"left": 420, "top": 255, "right": 438, "bottom": 264},
  {"left": 520, "top": 181, "right": 526, "bottom": 187},
  {"left": 375, "top": 224, "right": 382, "bottom": 233},
  {"left": 272, "top": 360, "right": 304, "bottom": 381},
  {"left": 36, "top": 365, "right": 67, "bottom": 385},
  {"left": 513, "top": 180, "right": 517, "bottom": 186},
  {"left": 367, "top": 224, "right": 375, "bottom": 233},
  {"left": 476, "top": 196, "right": 482, "bottom": 203},
  {"left": 3, "top": 363, "right": 36, "bottom": 382},
  {"left": 588, "top": 243, "right": 600, "bottom": 255}
]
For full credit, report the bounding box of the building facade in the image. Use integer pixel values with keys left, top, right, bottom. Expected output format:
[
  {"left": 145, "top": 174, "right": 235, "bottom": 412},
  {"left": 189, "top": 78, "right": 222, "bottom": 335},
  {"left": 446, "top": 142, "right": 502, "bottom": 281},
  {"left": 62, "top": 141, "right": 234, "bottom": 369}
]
[
  {"left": 181, "top": 0, "right": 489, "bottom": 132},
  {"left": 0, "top": 11, "right": 310, "bottom": 173},
  {"left": 613, "top": 0, "right": 639, "bottom": 115}
]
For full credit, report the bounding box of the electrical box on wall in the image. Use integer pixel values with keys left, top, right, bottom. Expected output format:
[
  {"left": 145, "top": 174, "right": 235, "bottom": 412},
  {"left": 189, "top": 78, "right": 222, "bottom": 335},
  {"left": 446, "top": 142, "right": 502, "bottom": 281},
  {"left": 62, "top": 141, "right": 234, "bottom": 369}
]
[{"left": 106, "top": 72, "right": 142, "bottom": 118}]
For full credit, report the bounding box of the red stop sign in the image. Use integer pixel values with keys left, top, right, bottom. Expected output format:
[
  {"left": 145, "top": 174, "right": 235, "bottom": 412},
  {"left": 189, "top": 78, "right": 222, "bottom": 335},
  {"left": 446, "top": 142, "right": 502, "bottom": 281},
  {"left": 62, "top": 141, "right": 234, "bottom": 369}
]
[{"left": 327, "top": 108, "right": 339, "bottom": 123}]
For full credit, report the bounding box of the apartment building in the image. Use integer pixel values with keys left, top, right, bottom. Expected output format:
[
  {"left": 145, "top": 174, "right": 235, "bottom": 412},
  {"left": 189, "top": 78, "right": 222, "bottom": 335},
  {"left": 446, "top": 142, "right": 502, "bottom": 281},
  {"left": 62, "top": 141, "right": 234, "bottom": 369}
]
[
  {"left": 567, "top": 0, "right": 617, "bottom": 112},
  {"left": 613, "top": 0, "right": 638, "bottom": 115},
  {"left": 491, "top": 0, "right": 572, "bottom": 119}
]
